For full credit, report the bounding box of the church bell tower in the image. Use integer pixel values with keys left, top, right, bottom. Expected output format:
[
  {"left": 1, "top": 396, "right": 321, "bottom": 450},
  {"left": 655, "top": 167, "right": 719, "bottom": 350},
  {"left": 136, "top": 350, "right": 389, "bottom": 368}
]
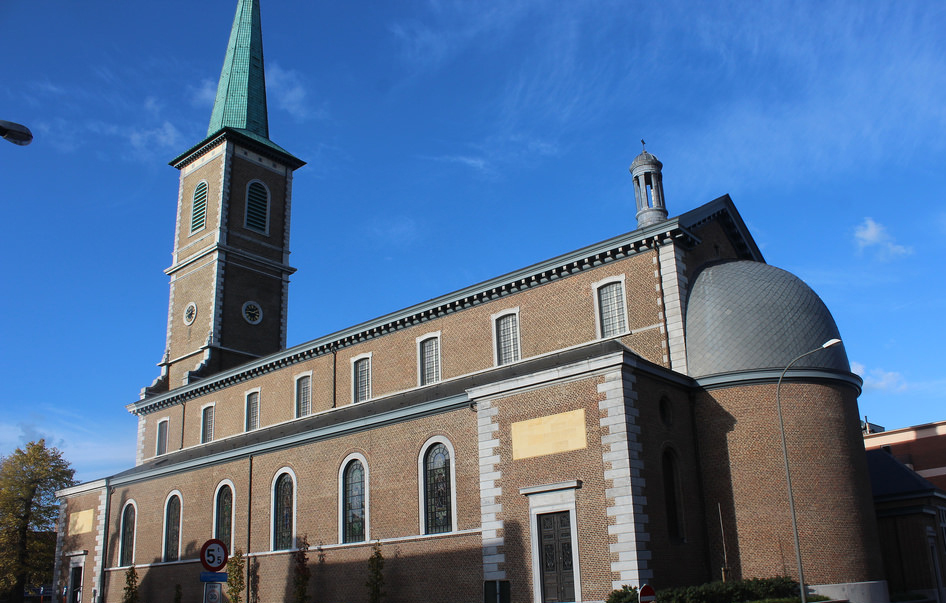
[{"left": 144, "top": 0, "right": 305, "bottom": 395}]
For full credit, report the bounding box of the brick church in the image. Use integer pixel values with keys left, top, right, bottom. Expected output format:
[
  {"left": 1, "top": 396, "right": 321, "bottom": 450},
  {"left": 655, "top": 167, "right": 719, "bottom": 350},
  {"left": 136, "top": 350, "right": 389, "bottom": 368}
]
[{"left": 54, "top": 1, "right": 887, "bottom": 602}]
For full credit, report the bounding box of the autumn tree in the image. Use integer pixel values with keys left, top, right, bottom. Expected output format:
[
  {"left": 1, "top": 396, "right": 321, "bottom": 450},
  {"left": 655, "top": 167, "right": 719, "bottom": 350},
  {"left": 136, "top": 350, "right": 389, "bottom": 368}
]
[{"left": 0, "top": 440, "right": 76, "bottom": 603}]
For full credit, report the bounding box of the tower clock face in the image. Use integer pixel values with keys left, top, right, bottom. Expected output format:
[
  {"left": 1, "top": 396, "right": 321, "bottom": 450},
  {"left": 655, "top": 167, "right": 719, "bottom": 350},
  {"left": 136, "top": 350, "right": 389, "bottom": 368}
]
[
  {"left": 242, "top": 301, "right": 263, "bottom": 325},
  {"left": 183, "top": 302, "right": 197, "bottom": 325}
]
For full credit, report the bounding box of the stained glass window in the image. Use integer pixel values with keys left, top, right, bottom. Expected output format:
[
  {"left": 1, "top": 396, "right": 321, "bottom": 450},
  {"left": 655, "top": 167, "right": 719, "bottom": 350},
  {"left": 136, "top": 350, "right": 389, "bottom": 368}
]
[
  {"left": 164, "top": 495, "right": 181, "bottom": 562},
  {"left": 424, "top": 443, "right": 451, "bottom": 534},
  {"left": 343, "top": 460, "right": 365, "bottom": 543},
  {"left": 216, "top": 485, "right": 233, "bottom": 553},
  {"left": 273, "top": 473, "right": 293, "bottom": 550},
  {"left": 120, "top": 504, "right": 135, "bottom": 566}
]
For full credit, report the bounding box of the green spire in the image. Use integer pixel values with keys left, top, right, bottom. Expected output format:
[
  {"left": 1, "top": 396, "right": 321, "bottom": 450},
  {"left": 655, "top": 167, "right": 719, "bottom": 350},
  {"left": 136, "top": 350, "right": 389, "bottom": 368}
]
[{"left": 208, "top": 0, "right": 269, "bottom": 138}]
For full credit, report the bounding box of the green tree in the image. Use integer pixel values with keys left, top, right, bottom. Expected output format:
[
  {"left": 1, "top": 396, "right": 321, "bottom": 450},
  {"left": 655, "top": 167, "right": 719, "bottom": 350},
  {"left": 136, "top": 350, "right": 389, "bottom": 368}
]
[
  {"left": 366, "top": 541, "right": 384, "bottom": 603},
  {"left": 0, "top": 440, "right": 76, "bottom": 603},
  {"left": 122, "top": 565, "right": 139, "bottom": 603},
  {"left": 226, "top": 549, "right": 246, "bottom": 603},
  {"left": 291, "top": 535, "right": 310, "bottom": 603}
]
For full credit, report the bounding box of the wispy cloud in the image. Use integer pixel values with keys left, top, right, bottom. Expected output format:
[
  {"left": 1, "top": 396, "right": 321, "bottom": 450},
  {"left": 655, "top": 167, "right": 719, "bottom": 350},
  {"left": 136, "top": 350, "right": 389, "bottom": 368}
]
[
  {"left": 851, "top": 361, "right": 908, "bottom": 392},
  {"left": 369, "top": 215, "right": 419, "bottom": 247},
  {"left": 854, "top": 217, "right": 912, "bottom": 259},
  {"left": 268, "top": 63, "right": 326, "bottom": 122},
  {"left": 189, "top": 78, "right": 217, "bottom": 108}
]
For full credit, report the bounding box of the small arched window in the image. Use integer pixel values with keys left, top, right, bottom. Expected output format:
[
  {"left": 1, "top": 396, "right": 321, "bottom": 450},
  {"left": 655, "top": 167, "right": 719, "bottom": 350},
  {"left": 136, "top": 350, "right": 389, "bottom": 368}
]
[
  {"left": 494, "top": 312, "right": 520, "bottom": 366},
  {"left": 343, "top": 460, "right": 366, "bottom": 543},
  {"left": 245, "top": 181, "right": 269, "bottom": 233},
  {"left": 296, "top": 375, "right": 311, "bottom": 418},
  {"left": 215, "top": 484, "right": 233, "bottom": 553},
  {"left": 424, "top": 443, "right": 452, "bottom": 534},
  {"left": 191, "top": 181, "right": 208, "bottom": 233},
  {"left": 164, "top": 494, "right": 181, "bottom": 562},
  {"left": 273, "top": 473, "right": 294, "bottom": 550},
  {"left": 119, "top": 502, "right": 136, "bottom": 566},
  {"left": 597, "top": 280, "right": 627, "bottom": 337}
]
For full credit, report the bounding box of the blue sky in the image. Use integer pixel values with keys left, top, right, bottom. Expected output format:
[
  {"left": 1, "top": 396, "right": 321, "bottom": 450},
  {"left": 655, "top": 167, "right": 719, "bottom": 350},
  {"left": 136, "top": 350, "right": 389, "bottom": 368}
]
[{"left": 1, "top": 1, "right": 944, "bottom": 483}]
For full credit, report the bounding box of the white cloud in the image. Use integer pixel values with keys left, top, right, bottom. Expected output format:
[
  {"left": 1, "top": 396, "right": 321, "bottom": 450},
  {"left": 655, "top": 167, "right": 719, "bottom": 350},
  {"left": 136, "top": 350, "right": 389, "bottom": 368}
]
[
  {"left": 267, "top": 63, "right": 325, "bottom": 122},
  {"left": 851, "top": 361, "right": 908, "bottom": 392},
  {"left": 854, "top": 217, "right": 912, "bottom": 259},
  {"left": 190, "top": 78, "right": 217, "bottom": 108}
]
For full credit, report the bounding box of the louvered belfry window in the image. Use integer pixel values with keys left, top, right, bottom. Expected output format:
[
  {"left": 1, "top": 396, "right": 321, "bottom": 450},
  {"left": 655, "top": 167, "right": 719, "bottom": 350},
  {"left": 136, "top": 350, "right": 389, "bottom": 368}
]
[
  {"left": 191, "top": 181, "right": 208, "bottom": 232},
  {"left": 245, "top": 181, "right": 269, "bottom": 233}
]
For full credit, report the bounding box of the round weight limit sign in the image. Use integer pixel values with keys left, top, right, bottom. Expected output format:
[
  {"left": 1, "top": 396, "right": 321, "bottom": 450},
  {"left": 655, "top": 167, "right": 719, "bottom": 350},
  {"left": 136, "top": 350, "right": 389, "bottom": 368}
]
[{"left": 200, "top": 539, "right": 229, "bottom": 572}]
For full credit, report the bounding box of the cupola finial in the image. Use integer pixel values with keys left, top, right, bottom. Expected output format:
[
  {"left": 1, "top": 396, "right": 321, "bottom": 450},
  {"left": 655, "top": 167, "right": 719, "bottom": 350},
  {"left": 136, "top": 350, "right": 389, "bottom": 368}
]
[{"left": 630, "top": 142, "right": 668, "bottom": 229}]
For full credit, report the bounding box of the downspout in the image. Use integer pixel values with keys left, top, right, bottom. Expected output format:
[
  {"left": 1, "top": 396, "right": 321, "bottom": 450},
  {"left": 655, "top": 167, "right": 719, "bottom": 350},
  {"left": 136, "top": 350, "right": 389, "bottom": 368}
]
[
  {"left": 653, "top": 236, "right": 673, "bottom": 368},
  {"left": 331, "top": 346, "right": 338, "bottom": 408},
  {"left": 246, "top": 455, "right": 253, "bottom": 598},
  {"left": 180, "top": 402, "right": 186, "bottom": 450}
]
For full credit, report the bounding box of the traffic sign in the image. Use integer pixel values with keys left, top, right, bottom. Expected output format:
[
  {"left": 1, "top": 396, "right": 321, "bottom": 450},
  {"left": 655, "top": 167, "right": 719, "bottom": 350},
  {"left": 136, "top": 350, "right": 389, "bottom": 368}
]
[
  {"left": 204, "top": 582, "right": 222, "bottom": 603},
  {"left": 200, "top": 572, "right": 228, "bottom": 583},
  {"left": 200, "top": 539, "right": 229, "bottom": 572},
  {"left": 639, "top": 584, "right": 656, "bottom": 602}
]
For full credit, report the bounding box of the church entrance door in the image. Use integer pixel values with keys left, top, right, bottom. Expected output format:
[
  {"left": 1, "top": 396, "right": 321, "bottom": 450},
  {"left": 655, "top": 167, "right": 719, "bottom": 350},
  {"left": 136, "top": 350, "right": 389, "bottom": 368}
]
[{"left": 538, "top": 511, "right": 575, "bottom": 602}]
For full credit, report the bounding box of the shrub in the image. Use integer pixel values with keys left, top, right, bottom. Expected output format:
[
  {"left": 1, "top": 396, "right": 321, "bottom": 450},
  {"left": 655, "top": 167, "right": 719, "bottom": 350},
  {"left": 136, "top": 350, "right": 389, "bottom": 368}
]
[
  {"left": 608, "top": 576, "right": 800, "bottom": 603},
  {"left": 607, "top": 585, "right": 639, "bottom": 603}
]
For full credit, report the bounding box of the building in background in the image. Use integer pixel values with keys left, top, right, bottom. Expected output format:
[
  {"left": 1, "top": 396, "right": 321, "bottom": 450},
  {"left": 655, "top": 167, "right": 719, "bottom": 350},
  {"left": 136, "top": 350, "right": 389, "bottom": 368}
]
[
  {"left": 865, "top": 421, "right": 946, "bottom": 492},
  {"left": 54, "top": 1, "right": 887, "bottom": 602}
]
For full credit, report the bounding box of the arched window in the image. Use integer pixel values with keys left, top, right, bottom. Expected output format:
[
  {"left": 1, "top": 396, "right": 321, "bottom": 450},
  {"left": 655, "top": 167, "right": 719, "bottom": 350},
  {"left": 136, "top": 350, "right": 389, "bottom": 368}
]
[
  {"left": 343, "top": 459, "right": 366, "bottom": 543},
  {"left": 273, "top": 472, "right": 294, "bottom": 550},
  {"left": 424, "top": 443, "right": 452, "bottom": 534},
  {"left": 191, "top": 181, "right": 208, "bottom": 233},
  {"left": 119, "top": 502, "right": 136, "bottom": 567},
  {"left": 493, "top": 311, "right": 520, "bottom": 366},
  {"left": 662, "top": 448, "right": 685, "bottom": 542},
  {"left": 245, "top": 391, "right": 260, "bottom": 432},
  {"left": 245, "top": 181, "right": 269, "bottom": 233},
  {"left": 215, "top": 484, "right": 233, "bottom": 553},
  {"left": 163, "top": 494, "right": 181, "bottom": 562},
  {"left": 419, "top": 336, "right": 441, "bottom": 385}
]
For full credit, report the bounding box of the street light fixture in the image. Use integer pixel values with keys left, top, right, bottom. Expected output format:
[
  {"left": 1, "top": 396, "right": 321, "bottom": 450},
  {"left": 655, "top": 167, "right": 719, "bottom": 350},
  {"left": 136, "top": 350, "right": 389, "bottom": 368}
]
[
  {"left": 0, "top": 120, "right": 33, "bottom": 146},
  {"left": 776, "top": 338, "right": 842, "bottom": 603}
]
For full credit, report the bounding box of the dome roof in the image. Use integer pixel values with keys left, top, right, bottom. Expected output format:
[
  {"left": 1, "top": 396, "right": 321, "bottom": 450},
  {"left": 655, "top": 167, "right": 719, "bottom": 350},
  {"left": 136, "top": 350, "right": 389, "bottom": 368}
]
[
  {"left": 685, "top": 260, "right": 849, "bottom": 379},
  {"left": 630, "top": 150, "right": 662, "bottom": 172}
]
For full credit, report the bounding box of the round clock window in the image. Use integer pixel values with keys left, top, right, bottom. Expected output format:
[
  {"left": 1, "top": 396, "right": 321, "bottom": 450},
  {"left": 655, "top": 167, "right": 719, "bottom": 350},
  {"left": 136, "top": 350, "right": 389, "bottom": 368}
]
[
  {"left": 242, "top": 301, "right": 263, "bottom": 325},
  {"left": 183, "top": 302, "right": 197, "bottom": 325}
]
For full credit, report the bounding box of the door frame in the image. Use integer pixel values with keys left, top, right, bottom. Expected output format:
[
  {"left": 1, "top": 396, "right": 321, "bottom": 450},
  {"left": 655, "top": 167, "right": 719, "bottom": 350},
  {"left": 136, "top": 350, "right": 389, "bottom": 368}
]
[{"left": 522, "top": 481, "right": 582, "bottom": 603}]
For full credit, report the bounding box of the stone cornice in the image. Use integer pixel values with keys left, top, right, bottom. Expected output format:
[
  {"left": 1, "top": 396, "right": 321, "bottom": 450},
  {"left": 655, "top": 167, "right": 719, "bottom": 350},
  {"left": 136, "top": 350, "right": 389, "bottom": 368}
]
[
  {"left": 694, "top": 367, "right": 863, "bottom": 393},
  {"left": 130, "top": 198, "right": 743, "bottom": 415}
]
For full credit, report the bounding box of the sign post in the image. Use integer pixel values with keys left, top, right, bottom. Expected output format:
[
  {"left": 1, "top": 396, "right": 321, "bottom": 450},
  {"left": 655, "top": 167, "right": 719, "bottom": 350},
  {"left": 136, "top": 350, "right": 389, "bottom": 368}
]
[
  {"left": 200, "top": 539, "right": 229, "bottom": 603},
  {"left": 639, "top": 584, "right": 656, "bottom": 603}
]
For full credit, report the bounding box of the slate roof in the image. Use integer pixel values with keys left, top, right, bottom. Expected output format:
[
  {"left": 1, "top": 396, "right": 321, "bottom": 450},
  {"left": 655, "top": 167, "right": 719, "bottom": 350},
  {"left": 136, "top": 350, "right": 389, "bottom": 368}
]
[
  {"left": 685, "top": 260, "right": 849, "bottom": 378},
  {"left": 866, "top": 449, "right": 942, "bottom": 499}
]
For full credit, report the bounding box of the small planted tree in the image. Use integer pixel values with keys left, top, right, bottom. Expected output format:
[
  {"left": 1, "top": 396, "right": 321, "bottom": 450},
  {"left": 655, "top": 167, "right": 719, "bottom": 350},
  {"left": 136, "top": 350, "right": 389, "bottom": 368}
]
[
  {"left": 121, "top": 565, "right": 139, "bottom": 603},
  {"left": 291, "top": 536, "right": 311, "bottom": 603},
  {"left": 366, "top": 541, "right": 384, "bottom": 603},
  {"left": 227, "top": 549, "right": 246, "bottom": 603}
]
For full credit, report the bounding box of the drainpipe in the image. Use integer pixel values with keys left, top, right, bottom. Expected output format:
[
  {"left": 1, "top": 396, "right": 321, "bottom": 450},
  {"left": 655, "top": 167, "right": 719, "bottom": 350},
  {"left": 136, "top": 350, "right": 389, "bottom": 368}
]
[
  {"left": 331, "top": 346, "right": 338, "bottom": 408},
  {"left": 180, "top": 402, "right": 186, "bottom": 450},
  {"left": 246, "top": 455, "right": 253, "bottom": 596}
]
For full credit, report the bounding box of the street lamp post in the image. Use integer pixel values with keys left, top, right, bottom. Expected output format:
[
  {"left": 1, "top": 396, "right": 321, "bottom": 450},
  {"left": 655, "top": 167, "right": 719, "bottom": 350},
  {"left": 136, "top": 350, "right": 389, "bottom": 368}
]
[{"left": 775, "top": 338, "right": 842, "bottom": 603}]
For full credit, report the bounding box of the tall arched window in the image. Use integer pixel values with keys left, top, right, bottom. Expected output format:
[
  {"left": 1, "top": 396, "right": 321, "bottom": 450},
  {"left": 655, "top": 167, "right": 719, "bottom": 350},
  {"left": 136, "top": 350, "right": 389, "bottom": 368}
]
[
  {"left": 191, "top": 181, "right": 208, "bottom": 233},
  {"left": 215, "top": 484, "right": 233, "bottom": 553},
  {"left": 273, "top": 473, "right": 294, "bottom": 550},
  {"left": 424, "top": 443, "right": 452, "bottom": 534},
  {"left": 662, "top": 448, "right": 685, "bottom": 542},
  {"left": 119, "top": 502, "right": 136, "bottom": 567},
  {"left": 295, "top": 375, "right": 311, "bottom": 418},
  {"left": 343, "top": 460, "right": 366, "bottom": 543},
  {"left": 245, "top": 181, "right": 269, "bottom": 233},
  {"left": 163, "top": 494, "right": 181, "bottom": 562}
]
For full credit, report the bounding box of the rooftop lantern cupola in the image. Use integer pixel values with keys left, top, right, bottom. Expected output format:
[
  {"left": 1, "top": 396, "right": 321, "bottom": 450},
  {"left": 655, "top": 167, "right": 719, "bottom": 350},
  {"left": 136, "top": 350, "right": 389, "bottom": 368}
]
[{"left": 630, "top": 140, "right": 668, "bottom": 229}]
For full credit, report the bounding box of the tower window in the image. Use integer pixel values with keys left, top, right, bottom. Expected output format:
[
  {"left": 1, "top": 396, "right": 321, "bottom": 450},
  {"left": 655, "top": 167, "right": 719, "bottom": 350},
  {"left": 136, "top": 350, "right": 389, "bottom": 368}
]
[
  {"left": 296, "top": 375, "right": 311, "bottom": 418},
  {"left": 191, "top": 181, "right": 208, "bottom": 233},
  {"left": 494, "top": 311, "right": 520, "bottom": 366},
  {"left": 245, "top": 181, "right": 269, "bottom": 233},
  {"left": 596, "top": 279, "right": 628, "bottom": 338},
  {"left": 245, "top": 391, "right": 260, "bottom": 431},
  {"left": 353, "top": 356, "right": 371, "bottom": 403},
  {"left": 201, "top": 405, "right": 215, "bottom": 443},
  {"left": 419, "top": 336, "right": 441, "bottom": 385}
]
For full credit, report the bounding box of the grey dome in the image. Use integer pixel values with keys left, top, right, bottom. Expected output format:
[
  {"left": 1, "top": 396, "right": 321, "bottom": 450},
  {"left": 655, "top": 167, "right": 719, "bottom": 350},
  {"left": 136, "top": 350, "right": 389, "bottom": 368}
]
[
  {"left": 685, "top": 260, "right": 849, "bottom": 379},
  {"left": 630, "top": 150, "right": 662, "bottom": 172}
]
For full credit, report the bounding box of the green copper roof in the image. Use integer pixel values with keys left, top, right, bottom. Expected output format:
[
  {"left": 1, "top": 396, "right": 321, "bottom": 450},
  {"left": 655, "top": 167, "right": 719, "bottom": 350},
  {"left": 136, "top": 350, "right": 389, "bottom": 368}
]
[{"left": 208, "top": 0, "right": 269, "bottom": 138}]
